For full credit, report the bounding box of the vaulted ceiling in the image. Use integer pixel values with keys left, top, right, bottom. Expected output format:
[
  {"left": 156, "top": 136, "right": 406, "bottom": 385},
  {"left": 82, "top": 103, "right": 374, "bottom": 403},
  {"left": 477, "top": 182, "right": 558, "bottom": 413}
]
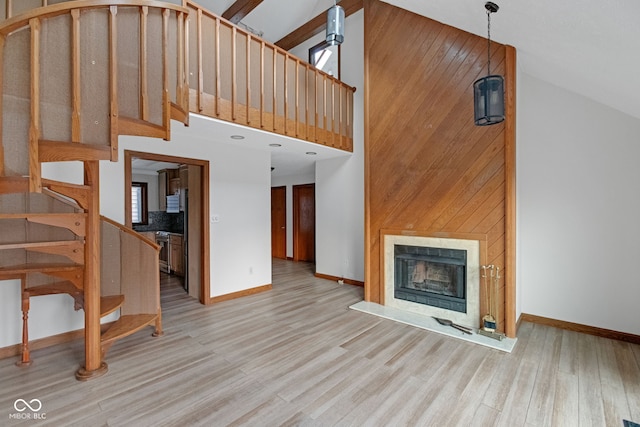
[
  {"left": 191, "top": 0, "right": 639, "bottom": 176},
  {"left": 198, "top": 0, "right": 640, "bottom": 121}
]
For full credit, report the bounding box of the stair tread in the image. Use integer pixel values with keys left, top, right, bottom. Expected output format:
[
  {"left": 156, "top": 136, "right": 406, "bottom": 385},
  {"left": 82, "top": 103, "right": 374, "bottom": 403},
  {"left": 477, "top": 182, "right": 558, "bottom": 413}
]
[
  {"left": 0, "top": 263, "right": 83, "bottom": 275},
  {"left": 101, "top": 314, "right": 157, "bottom": 344},
  {"left": 101, "top": 295, "right": 125, "bottom": 317},
  {"left": 25, "top": 280, "right": 82, "bottom": 296}
]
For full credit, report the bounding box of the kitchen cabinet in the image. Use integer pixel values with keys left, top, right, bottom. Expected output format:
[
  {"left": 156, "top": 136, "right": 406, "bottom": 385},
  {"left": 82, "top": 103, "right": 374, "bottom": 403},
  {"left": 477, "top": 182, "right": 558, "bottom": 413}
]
[
  {"left": 170, "top": 234, "right": 184, "bottom": 276},
  {"left": 179, "top": 165, "right": 188, "bottom": 211},
  {"left": 168, "top": 177, "right": 180, "bottom": 196},
  {"left": 158, "top": 168, "right": 180, "bottom": 211},
  {"left": 158, "top": 170, "right": 167, "bottom": 211}
]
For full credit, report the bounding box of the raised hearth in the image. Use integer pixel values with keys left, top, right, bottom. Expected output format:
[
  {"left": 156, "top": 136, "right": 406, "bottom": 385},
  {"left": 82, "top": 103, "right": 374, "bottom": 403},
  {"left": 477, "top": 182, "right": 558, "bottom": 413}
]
[{"left": 384, "top": 234, "right": 480, "bottom": 328}]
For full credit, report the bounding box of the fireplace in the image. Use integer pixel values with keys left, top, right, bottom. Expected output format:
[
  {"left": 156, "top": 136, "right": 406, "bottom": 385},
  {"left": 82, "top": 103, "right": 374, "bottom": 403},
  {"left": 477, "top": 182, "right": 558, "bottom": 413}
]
[
  {"left": 394, "top": 245, "right": 467, "bottom": 313},
  {"left": 383, "top": 234, "right": 480, "bottom": 328}
]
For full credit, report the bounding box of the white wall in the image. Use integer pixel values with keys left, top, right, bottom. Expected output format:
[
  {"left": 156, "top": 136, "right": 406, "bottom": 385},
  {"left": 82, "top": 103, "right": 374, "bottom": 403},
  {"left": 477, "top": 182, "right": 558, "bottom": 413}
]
[
  {"left": 271, "top": 172, "right": 315, "bottom": 259},
  {"left": 289, "top": 10, "right": 365, "bottom": 282},
  {"left": 518, "top": 72, "right": 640, "bottom": 335},
  {"left": 0, "top": 121, "right": 272, "bottom": 348},
  {"left": 132, "top": 172, "right": 160, "bottom": 212},
  {"left": 106, "top": 125, "right": 273, "bottom": 299}
]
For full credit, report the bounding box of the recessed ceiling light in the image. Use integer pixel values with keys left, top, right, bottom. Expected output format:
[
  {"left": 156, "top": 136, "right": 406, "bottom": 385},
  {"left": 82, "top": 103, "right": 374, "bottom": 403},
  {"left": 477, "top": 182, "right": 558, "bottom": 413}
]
[
  {"left": 230, "top": 135, "right": 245, "bottom": 140},
  {"left": 306, "top": 151, "right": 317, "bottom": 155},
  {"left": 269, "top": 143, "right": 282, "bottom": 147}
]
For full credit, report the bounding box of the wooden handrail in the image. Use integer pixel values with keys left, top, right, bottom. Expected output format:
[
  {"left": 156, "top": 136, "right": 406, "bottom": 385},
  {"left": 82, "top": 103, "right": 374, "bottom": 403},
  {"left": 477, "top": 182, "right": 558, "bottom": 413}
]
[
  {"left": 100, "top": 215, "right": 160, "bottom": 250},
  {"left": 185, "top": 0, "right": 355, "bottom": 152},
  {"left": 0, "top": 1, "right": 188, "bottom": 35}
]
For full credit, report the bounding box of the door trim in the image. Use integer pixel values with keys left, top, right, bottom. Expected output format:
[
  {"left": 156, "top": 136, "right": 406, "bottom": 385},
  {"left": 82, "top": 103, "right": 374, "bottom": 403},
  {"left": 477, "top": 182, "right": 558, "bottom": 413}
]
[
  {"left": 271, "top": 186, "right": 287, "bottom": 259},
  {"left": 125, "top": 150, "right": 211, "bottom": 305},
  {"left": 293, "top": 183, "right": 315, "bottom": 262}
]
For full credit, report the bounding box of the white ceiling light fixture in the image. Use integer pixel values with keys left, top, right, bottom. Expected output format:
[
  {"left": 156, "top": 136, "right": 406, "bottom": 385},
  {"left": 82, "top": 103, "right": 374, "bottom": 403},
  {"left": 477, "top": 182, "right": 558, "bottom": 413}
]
[{"left": 326, "top": 1, "right": 345, "bottom": 46}]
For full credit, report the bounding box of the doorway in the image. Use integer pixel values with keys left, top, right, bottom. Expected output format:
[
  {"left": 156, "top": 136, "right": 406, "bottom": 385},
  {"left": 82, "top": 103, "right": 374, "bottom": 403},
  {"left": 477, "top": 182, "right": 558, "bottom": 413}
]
[
  {"left": 124, "top": 150, "right": 211, "bottom": 305},
  {"left": 293, "top": 183, "right": 315, "bottom": 262},
  {"left": 271, "top": 186, "right": 286, "bottom": 259}
]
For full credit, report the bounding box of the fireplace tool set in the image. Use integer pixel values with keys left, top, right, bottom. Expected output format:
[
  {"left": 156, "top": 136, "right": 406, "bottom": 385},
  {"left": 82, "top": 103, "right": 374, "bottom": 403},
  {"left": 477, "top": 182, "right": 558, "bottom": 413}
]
[{"left": 479, "top": 265, "right": 506, "bottom": 341}]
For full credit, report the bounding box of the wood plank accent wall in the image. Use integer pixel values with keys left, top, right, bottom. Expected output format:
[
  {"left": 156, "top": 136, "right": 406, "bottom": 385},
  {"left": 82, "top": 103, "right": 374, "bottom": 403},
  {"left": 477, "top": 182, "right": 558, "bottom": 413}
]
[{"left": 364, "top": 0, "right": 516, "bottom": 336}]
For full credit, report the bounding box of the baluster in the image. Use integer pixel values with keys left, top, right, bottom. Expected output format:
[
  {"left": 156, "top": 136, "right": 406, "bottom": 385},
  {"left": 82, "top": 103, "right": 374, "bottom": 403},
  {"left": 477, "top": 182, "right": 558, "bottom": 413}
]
[
  {"left": 140, "top": 7, "right": 149, "bottom": 121},
  {"left": 283, "top": 53, "right": 288, "bottom": 135},
  {"left": 272, "top": 48, "right": 276, "bottom": 131},
  {"left": 161, "top": 9, "right": 169, "bottom": 140},
  {"left": 109, "top": 7, "right": 121, "bottom": 155},
  {"left": 314, "top": 69, "right": 319, "bottom": 142},
  {"left": 16, "top": 279, "right": 32, "bottom": 367},
  {"left": 29, "top": 17, "right": 41, "bottom": 192},
  {"left": 71, "top": 10, "right": 81, "bottom": 142},
  {"left": 231, "top": 26, "right": 236, "bottom": 121},
  {"left": 197, "top": 8, "right": 203, "bottom": 112},
  {"left": 246, "top": 33, "right": 250, "bottom": 125},
  {"left": 305, "top": 64, "right": 309, "bottom": 141},
  {"left": 177, "top": 10, "right": 186, "bottom": 114},
  {"left": 295, "top": 59, "right": 299, "bottom": 137},
  {"left": 322, "top": 74, "right": 327, "bottom": 144},
  {"left": 260, "top": 41, "right": 264, "bottom": 128},
  {"left": 215, "top": 17, "right": 220, "bottom": 117}
]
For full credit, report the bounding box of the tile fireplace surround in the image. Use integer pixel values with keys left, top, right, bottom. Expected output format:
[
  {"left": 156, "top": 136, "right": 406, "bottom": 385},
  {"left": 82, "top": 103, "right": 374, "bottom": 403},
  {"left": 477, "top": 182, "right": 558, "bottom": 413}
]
[{"left": 350, "top": 233, "right": 516, "bottom": 352}]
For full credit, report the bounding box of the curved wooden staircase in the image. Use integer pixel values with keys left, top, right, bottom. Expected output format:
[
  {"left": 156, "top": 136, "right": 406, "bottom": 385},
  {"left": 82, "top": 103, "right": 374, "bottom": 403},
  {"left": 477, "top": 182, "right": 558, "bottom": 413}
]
[{"left": 0, "top": 1, "right": 188, "bottom": 380}]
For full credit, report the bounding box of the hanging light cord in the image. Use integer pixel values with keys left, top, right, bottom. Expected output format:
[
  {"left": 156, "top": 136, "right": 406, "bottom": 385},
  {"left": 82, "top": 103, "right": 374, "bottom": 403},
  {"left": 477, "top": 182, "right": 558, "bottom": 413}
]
[{"left": 486, "top": 8, "right": 492, "bottom": 76}]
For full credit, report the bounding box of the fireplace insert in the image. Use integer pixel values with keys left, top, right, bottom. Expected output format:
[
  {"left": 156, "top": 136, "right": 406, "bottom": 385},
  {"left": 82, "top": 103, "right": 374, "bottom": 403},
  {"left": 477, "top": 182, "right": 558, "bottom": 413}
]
[{"left": 394, "top": 244, "right": 467, "bottom": 313}]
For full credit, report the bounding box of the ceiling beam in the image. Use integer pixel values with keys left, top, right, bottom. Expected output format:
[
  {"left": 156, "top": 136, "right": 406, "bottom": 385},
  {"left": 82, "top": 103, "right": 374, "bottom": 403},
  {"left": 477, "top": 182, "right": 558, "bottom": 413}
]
[
  {"left": 275, "top": 0, "right": 363, "bottom": 51},
  {"left": 222, "top": 0, "right": 264, "bottom": 24}
]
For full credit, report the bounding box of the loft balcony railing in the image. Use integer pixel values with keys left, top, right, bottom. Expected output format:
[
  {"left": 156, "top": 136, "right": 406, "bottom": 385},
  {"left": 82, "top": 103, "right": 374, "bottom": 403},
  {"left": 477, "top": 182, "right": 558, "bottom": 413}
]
[
  {"left": 185, "top": 1, "right": 355, "bottom": 152},
  {"left": 1, "top": 0, "right": 355, "bottom": 153}
]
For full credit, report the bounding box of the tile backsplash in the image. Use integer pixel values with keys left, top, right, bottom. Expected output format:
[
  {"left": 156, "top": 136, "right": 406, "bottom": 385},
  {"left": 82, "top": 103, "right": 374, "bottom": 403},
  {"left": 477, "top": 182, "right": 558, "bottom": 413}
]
[{"left": 133, "top": 211, "right": 184, "bottom": 234}]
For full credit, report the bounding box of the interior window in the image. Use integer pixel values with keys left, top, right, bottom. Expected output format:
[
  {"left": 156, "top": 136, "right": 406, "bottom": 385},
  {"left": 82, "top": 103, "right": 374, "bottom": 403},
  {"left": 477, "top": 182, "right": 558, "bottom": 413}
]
[
  {"left": 132, "top": 182, "right": 148, "bottom": 225},
  {"left": 309, "top": 40, "right": 340, "bottom": 78}
]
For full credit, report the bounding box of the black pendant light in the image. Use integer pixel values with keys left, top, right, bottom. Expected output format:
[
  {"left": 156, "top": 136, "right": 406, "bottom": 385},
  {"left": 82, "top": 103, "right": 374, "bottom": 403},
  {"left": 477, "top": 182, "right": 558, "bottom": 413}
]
[
  {"left": 326, "top": 1, "right": 345, "bottom": 46},
  {"left": 474, "top": 2, "right": 504, "bottom": 126}
]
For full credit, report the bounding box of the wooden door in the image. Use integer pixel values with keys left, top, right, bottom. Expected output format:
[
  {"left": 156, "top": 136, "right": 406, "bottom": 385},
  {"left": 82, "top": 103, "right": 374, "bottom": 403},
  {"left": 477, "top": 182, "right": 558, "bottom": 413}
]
[
  {"left": 271, "top": 186, "right": 287, "bottom": 259},
  {"left": 293, "top": 184, "right": 315, "bottom": 262}
]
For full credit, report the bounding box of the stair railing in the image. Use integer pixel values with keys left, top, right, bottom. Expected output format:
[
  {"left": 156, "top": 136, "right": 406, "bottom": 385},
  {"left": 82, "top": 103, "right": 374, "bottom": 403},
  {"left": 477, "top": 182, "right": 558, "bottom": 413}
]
[
  {"left": 0, "top": 0, "right": 189, "bottom": 192},
  {"left": 0, "top": 1, "right": 187, "bottom": 380},
  {"left": 185, "top": 0, "right": 355, "bottom": 152},
  {"left": 100, "top": 216, "right": 162, "bottom": 354}
]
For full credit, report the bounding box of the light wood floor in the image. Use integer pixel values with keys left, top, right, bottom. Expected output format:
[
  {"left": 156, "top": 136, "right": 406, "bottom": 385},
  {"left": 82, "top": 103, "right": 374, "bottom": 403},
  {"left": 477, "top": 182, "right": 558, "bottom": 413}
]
[{"left": 1, "top": 259, "right": 639, "bottom": 426}]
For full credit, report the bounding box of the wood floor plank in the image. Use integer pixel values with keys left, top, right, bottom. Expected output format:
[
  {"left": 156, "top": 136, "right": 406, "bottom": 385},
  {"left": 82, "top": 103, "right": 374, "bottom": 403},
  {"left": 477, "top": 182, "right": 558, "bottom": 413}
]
[
  {"left": 551, "top": 371, "right": 580, "bottom": 427},
  {"left": 559, "top": 328, "right": 580, "bottom": 375},
  {"left": 577, "top": 334, "right": 607, "bottom": 426},
  {"left": 597, "top": 337, "right": 632, "bottom": 426},
  {"left": 495, "top": 360, "right": 538, "bottom": 426},
  {"left": 614, "top": 340, "right": 640, "bottom": 422},
  {"left": 1, "top": 259, "right": 639, "bottom": 426},
  {"left": 526, "top": 326, "right": 562, "bottom": 426}
]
